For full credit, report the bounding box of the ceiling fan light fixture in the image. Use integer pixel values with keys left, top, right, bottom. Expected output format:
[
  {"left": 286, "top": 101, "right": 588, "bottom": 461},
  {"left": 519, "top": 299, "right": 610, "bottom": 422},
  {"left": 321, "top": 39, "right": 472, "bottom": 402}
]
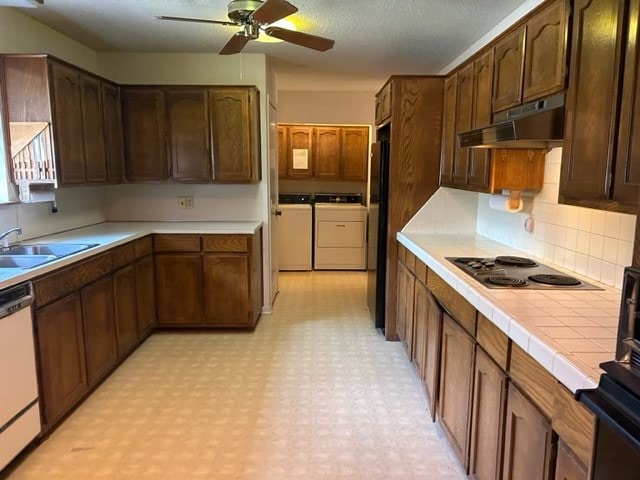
[
  {"left": 0, "top": 0, "right": 43, "bottom": 7},
  {"left": 227, "top": 0, "right": 263, "bottom": 23},
  {"left": 256, "top": 18, "right": 297, "bottom": 43}
]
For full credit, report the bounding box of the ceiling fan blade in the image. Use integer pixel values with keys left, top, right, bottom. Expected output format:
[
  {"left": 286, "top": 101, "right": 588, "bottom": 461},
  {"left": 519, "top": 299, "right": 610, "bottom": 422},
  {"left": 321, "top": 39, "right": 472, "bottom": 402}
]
[
  {"left": 264, "top": 27, "right": 335, "bottom": 52},
  {"left": 250, "top": 0, "right": 298, "bottom": 25},
  {"left": 219, "top": 33, "right": 250, "bottom": 55},
  {"left": 157, "top": 16, "right": 236, "bottom": 26}
]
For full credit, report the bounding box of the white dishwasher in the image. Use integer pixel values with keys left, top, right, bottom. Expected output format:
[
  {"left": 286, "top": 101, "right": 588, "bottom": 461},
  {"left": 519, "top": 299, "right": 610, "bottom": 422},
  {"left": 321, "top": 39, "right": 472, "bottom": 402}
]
[
  {"left": 314, "top": 193, "right": 367, "bottom": 270},
  {"left": 0, "top": 282, "right": 41, "bottom": 471},
  {"left": 278, "top": 193, "right": 313, "bottom": 271}
]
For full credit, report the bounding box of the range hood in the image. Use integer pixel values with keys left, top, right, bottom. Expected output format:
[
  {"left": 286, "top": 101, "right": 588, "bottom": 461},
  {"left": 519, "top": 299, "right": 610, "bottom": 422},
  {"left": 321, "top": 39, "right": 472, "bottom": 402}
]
[{"left": 458, "top": 93, "right": 565, "bottom": 149}]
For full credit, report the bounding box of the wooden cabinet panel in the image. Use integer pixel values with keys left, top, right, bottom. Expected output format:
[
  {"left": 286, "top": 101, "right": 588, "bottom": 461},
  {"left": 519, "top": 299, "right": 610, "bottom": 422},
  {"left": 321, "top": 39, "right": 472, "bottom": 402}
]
[
  {"left": 101, "top": 83, "right": 125, "bottom": 183},
  {"left": 314, "top": 127, "right": 340, "bottom": 179},
  {"left": 427, "top": 270, "right": 476, "bottom": 336},
  {"left": 122, "top": 87, "right": 168, "bottom": 182},
  {"left": 560, "top": 0, "right": 626, "bottom": 204},
  {"left": 468, "top": 50, "right": 493, "bottom": 190},
  {"left": 453, "top": 63, "right": 474, "bottom": 186},
  {"left": 396, "top": 261, "right": 415, "bottom": 358},
  {"left": 35, "top": 293, "right": 88, "bottom": 428},
  {"left": 438, "top": 313, "right": 475, "bottom": 471},
  {"left": 340, "top": 127, "right": 368, "bottom": 181},
  {"left": 134, "top": 236, "right": 153, "bottom": 259},
  {"left": 523, "top": 0, "right": 568, "bottom": 102},
  {"left": 50, "top": 61, "right": 85, "bottom": 185},
  {"left": 375, "top": 81, "right": 392, "bottom": 125},
  {"left": 412, "top": 279, "right": 428, "bottom": 378},
  {"left": 135, "top": 255, "right": 156, "bottom": 336},
  {"left": 552, "top": 384, "right": 595, "bottom": 469},
  {"left": 614, "top": 0, "right": 640, "bottom": 208},
  {"left": 440, "top": 74, "right": 457, "bottom": 186},
  {"left": 113, "top": 265, "right": 138, "bottom": 357},
  {"left": 202, "top": 235, "right": 248, "bottom": 252},
  {"left": 155, "top": 254, "right": 203, "bottom": 325},
  {"left": 287, "top": 126, "right": 313, "bottom": 178},
  {"left": 165, "top": 88, "right": 211, "bottom": 182},
  {"left": 476, "top": 313, "right": 510, "bottom": 370},
  {"left": 210, "top": 87, "right": 260, "bottom": 183},
  {"left": 80, "top": 74, "right": 107, "bottom": 183},
  {"left": 424, "top": 290, "right": 442, "bottom": 422},
  {"left": 555, "top": 440, "right": 588, "bottom": 480},
  {"left": 81, "top": 276, "right": 117, "bottom": 386},
  {"left": 502, "top": 383, "right": 554, "bottom": 480},
  {"left": 203, "top": 253, "right": 250, "bottom": 326},
  {"left": 509, "top": 344, "right": 557, "bottom": 419},
  {"left": 277, "top": 125, "right": 287, "bottom": 179},
  {"left": 469, "top": 347, "right": 508, "bottom": 480},
  {"left": 492, "top": 26, "right": 526, "bottom": 112},
  {"left": 154, "top": 234, "right": 201, "bottom": 252}
]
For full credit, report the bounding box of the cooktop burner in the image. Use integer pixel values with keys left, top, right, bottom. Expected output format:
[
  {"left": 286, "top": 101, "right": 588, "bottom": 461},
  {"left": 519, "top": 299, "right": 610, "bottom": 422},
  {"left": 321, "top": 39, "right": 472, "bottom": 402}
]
[{"left": 445, "top": 256, "right": 602, "bottom": 290}]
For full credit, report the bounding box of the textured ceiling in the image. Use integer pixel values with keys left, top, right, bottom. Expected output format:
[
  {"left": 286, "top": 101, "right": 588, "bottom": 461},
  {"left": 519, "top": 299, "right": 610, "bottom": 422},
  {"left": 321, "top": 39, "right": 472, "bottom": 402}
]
[{"left": 9, "top": 0, "right": 532, "bottom": 89}]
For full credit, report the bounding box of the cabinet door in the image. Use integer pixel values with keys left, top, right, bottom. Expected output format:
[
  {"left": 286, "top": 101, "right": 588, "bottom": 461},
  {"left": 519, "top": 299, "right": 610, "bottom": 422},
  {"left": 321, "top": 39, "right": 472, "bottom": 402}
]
[
  {"left": 453, "top": 63, "right": 474, "bottom": 186},
  {"left": 314, "top": 127, "right": 341, "bottom": 179},
  {"left": 424, "top": 290, "right": 442, "bottom": 422},
  {"left": 438, "top": 313, "right": 475, "bottom": 471},
  {"left": 440, "top": 74, "right": 458, "bottom": 186},
  {"left": 341, "top": 127, "right": 368, "bottom": 181},
  {"left": 469, "top": 50, "right": 494, "bottom": 191},
  {"left": 35, "top": 293, "right": 88, "bottom": 428},
  {"left": 135, "top": 255, "right": 156, "bottom": 337},
  {"left": 166, "top": 88, "right": 211, "bottom": 182},
  {"left": 122, "top": 88, "right": 168, "bottom": 182},
  {"left": 396, "top": 261, "right": 415, "bottom": 357},
  {"left": 614, "top": 0, "right": 640, "bottom": 208},
  {"left": 278, "top": 125, "right": 287, "bottom": 179},
  {"left": 155, "top": 254, "right": 202, "bottom": 325},
  {"left": 469, "top": 347, "right": 508, "bottom": 480},
  {"left": 560, "top": 0, "right": 626, "bottom": 204},
  {"left": 413, "top": 280, "right": 428, "bottom": 378},
  {"left": 101, "top": 83, "right": 125, "bottom": 183},
  {"left": 555, "top": 440, "right": 588, "bottom": 480},
  {"left": 210, "top": 87, "right": 260, "bottom": 183},
  {"left": 492, "top": 26, "right": 526, "bottom": 112},
  {"left": 113, "top": 265, "right": 138, "bottom": 357},
  {"left": 50, "top": 61, "right": 86, "bottom": 185},
  {"left": 502, "top": 383, "right": 554, "bottom": 480},
  {"left": 80, "top": 74, "right": 107, "bottom": 183},
  {"left": 287, "top": 126, "right": 313, "bottom": 178},
  {"left": 203, "top": 253, "right": 250, "bottom": 326},
  {"left": 523, "top": 0, "right": 569, "bottom": 102},
  {"left": 81, "top": 276, "right": 118, "bottom": 386},
  {"left": 375, "top": 81, "right": 392, "bottom": 125}
]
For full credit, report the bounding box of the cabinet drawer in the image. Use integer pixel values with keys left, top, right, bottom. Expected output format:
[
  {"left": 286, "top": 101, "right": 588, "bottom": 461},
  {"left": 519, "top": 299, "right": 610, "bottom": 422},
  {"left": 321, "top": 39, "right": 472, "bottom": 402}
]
[
  {"left": 414, "top": 259, "right": 428, "bottom": 286},
  {"left": 111, "top": 243, "right": 135, "bottom": 270},
  {"left": 202, "top": 235, "right": 248, "bottom": 253},
  {"left": 316, "top": 221, "right": 364, "bottom": 248},
  {"left": 509, "top": 343, "right": 556, "bottom": 418},
  {"left": 427, "top": 271, "right": 476, "bottom": 336},
  {"left": 134, "top": 236, "right": 153, "bottom": 258},
  {"left": 34, "top": 253, "right": 113, "bottom": 307},
  {"left": 476, "top": 314, "right": 510, "bottom": 371},
  {"left": 154, "top": 234, "right": 201, "bottom": 252}
]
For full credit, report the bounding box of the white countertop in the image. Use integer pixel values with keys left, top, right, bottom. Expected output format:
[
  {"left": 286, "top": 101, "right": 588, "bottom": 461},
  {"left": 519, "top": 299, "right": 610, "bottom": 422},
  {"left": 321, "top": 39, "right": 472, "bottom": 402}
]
[
  {"left": 0, "top": 221, "right": 262, "bottom": 289},
  {"left": 398, "top": 232, "right": 621, "bottom": 393}
]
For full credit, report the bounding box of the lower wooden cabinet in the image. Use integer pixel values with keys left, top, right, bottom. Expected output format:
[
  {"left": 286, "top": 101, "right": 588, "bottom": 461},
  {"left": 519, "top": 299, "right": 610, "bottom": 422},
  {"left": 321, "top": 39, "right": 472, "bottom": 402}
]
[
  {"left": 135, "top": 255, "right": 156, "bottom": 336},
  {"left": 203, "top": 253, "right": 250, "bottom": 326},
  {"left": 555, "top": 439, "right": 588, "bottom": 480},
  {"left": 469, "top": 346, "right": 508, "bottom": 480},
  {"left": 113, "top": 265, "right": 138, "bottom": 357},
  {"left": 438, "top": 313, "right": 476, "bottom": 471},
  {"left": 396, "top": 261, "right": 415, "bottom": 357},
  {"left": 424, "top": 290, "right": 443, "bottom": 422},
  {"left": 503, "top": 383, "right": 555, "bottom": 480},
  {"left": 81, "top": 276, "right": 118, "bottom": 386},
  {"left": 35, "top": 293, "right": 88, "bottom": 429},
  {"left": 412, "top": 279, "right": 428, "bottom": 378},
  {"left": 155, "top": 253, "right": 203, "bottom": 326}
]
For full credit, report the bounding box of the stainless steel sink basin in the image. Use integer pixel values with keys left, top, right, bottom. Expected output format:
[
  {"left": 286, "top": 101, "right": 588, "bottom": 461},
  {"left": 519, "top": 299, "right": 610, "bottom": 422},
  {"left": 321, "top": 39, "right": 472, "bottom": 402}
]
[
  {"left": 0, "top": 255, "right": 57, "bottom": 269},
  {"left": 4, "top": 243, "right": 97, "bottom": 257}
]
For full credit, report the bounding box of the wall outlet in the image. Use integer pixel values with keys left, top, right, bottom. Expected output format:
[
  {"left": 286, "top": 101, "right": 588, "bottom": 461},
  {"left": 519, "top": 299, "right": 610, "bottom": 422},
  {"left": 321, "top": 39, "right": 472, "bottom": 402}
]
[
  {"left": 178, "top": 196, "right": 186, "bottom": 209},
  {"left": 185, "top": 196, "right": 194, "bottom": 209}
]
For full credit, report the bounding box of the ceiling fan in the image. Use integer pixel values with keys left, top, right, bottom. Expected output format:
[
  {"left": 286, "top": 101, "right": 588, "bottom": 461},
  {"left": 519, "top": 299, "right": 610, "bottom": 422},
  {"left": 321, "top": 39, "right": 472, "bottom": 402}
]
[{"left": 158, "top": 0, "right": 335, "bottom": 55}]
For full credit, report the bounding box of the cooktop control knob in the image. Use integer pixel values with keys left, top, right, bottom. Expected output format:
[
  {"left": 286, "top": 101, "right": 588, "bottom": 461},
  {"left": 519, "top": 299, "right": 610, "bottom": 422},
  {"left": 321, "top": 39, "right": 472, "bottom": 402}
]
[{"left": 484, "top": 262, "right": 495, "bottom": 268}]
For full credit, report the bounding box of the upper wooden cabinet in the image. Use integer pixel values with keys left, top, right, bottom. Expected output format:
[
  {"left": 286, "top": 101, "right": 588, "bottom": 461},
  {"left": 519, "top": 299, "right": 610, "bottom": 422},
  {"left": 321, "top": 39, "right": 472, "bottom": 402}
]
[
  {"left": 210, "top": 86, "right": 260, "bottom": 183},
  {"left": 559, "top": 0, "right": 629, "bottom": 211},
  {"left": 493, "top": 0, "right": 568, "bottom": 112},
  {"left": 279, "top": 124, "right": 369, "bottom": 182},
  {"left": 101, "top": 83, "right": 125, "bottom": 183},
  {"left": 80, "top": 74, "right": 107, "bottom": 183},
  {"left": 440, "top": 74, "right": 457, "bottom": 186},
  {"left": 374, "top": 80, "right": 392, "bottom": 125},
  {"left": 453, "top": 63, "right": 474, "bottom": 186}
]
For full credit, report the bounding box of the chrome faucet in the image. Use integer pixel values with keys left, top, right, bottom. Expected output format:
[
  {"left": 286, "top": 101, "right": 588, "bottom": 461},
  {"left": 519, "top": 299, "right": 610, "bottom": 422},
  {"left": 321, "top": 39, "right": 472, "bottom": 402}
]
[{"left": 0, "top": 227, "right": 22, "bottom": 250}]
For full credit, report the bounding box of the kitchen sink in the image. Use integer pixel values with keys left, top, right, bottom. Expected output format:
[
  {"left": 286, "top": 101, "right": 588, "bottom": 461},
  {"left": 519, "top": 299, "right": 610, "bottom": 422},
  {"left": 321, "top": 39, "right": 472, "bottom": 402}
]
[
  {"left": 4, "top": 243, "right": 97, "bottom": 257},
  {"left": 0, "top": 255, "right": 57, "bottom": 269}
]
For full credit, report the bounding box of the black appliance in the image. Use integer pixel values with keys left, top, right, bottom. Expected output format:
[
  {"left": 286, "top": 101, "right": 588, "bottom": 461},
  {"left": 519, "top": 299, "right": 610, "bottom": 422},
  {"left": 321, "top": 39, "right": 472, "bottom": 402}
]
[
  {"left": 278, "top": 192, "right": 312, "bottom": 204},
  {"left": 446, "top": 256, "right": 602, "bottom": 290},
  {"left": 367, "top": 141, "right": 390, "bottom": 329},
  {"left": 575, "top": 267, "right": 640, "bottom": 479},
  {"left": 313, "top": 193, "right": 362, "bottom": 204}
]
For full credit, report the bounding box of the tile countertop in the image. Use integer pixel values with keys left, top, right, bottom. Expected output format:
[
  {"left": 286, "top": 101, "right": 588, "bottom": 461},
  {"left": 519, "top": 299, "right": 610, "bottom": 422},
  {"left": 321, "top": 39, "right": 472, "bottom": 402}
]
[
  {"left": 0, "top": 221, "right": 263, "bottom": 290},
  {"left": 398, "top": 232, "right": 623, "bottom": 394}
]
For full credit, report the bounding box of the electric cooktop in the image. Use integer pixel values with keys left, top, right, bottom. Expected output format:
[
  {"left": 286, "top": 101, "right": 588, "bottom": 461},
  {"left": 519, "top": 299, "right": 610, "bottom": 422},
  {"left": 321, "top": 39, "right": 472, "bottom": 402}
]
[{"left": 446, "top": 256, "right": 602, "bottom": 290}]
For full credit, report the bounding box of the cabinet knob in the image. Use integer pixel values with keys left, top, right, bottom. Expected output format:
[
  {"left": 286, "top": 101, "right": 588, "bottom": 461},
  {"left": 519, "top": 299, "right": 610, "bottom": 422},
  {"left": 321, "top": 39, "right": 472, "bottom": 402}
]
[{"left": 274, "top": 210, "right": 282, "bottom": 216}]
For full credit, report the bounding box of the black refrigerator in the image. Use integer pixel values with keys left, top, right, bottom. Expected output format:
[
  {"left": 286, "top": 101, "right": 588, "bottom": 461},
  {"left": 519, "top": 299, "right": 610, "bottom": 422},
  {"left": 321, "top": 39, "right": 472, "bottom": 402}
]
[{"left": 367, "top": 140, "right": 390, "bottom": 330}]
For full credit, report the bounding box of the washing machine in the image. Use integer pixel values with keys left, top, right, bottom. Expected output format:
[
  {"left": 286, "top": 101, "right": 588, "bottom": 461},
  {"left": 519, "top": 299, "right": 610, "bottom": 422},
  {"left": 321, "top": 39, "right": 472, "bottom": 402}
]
[
  {"left": 277, "top": 193, "right": 312, "bottom": 271},
  {"left": 313, "top": 193, "right": 367, "bottom": 270}
]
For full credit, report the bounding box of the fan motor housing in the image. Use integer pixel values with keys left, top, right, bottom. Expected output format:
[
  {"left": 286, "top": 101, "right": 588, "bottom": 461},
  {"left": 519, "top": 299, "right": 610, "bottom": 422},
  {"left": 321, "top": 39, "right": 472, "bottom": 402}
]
[{"left": 228, "top": 0, "right": 262, "bottom": 23}]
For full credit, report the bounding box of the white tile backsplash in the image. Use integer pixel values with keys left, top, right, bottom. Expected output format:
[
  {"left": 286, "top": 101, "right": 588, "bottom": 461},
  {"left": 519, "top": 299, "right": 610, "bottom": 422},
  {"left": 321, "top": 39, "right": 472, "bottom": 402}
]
[{"left": 404, "top": 147, "right": 637, "bottom": 288}]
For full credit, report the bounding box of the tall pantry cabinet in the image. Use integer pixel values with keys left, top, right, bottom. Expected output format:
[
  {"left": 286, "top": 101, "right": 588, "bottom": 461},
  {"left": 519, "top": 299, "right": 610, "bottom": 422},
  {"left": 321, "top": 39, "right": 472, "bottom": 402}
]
[{"left": 374, "top": 76, "right": 444, "bottom": 340}]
